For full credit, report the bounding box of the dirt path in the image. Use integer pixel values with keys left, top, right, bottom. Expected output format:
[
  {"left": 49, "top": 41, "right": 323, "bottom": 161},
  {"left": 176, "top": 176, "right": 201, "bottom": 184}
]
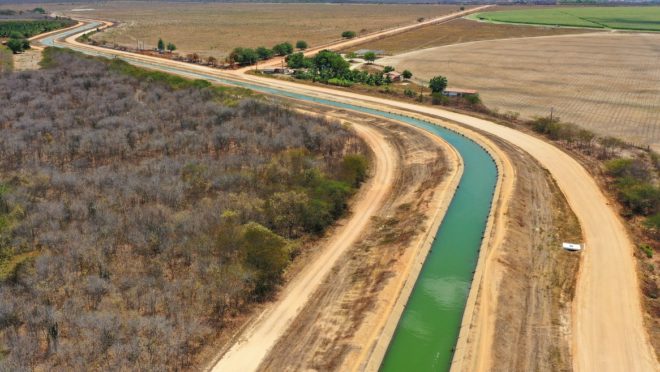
[
  {"left": 52, "top": 24, "right": 658, "bottom": 371},
  {"left": 208, "top": 122, "right": 397, "bottom": 372}
]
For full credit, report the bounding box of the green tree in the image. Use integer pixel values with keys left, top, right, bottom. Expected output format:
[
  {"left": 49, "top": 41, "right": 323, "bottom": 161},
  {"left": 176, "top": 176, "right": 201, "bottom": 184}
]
[
  {"left": 296, "top": 40, "right": 308, "bottom": 50},
  {"left": 229, "top": 47, "right": 258, "bottom": 65},
  {"left": 240, "top": 222, "right": 290, "bottom": 297},
  {"left": 429, "top": 75, "right": 448, "bottom": 93},
  {"left": 644, "top": 213, "right": 660, "bottom": 233},
  {"left": 166, "top": 42, "right": 176, "bottom": 53},
  {"left": 341, "top": 30, "right": 356, "bottom": 39},
  {"left": 286, "top": 52, "right": 309, "bottom": 69},
  {"left": 6, "top": 38, "right": 23, "bottom": 54},
  {"left": 313, "top": 49, "right": 350, "bottom": 81},
  {"left": 256, "top": 46, "right": 274, "bottom": 60},
  {"left": 402, "top": 69, "right": 413, "bottom": 79},
  {"left": 157, "top": 38, "right": 165, "bottom": 51},
  {"left": 364, "top": 51, "right": 376, "bottom": 64},
  {"left": 619, "top": 183, "right": 660, "bottom": 216},
  {"left": 32, "top": 7, "right": 46, "bottom": 14},
  {"left": 383, "top": 65, "right": 395, "bottom": 73},
  {"left": 340, "top": 154, "right": 368, "bottom": 187},
  {"left": 272, "top": 42, "right": 294, "bottom": 56}
]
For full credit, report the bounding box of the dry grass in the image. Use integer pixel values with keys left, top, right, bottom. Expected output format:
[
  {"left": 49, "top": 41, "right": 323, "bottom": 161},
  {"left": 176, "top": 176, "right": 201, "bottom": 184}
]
[
  {"left": 343, "top": 17, "right": 593, "bottom": 55},
  {"left": 45, "top": 2, "right": 462, "bottom": 59},
  {"left": 380, "top": 33, "right": 660, "bottom": 150},
  {"left": 0, "top": 46, "right": 11, "bottom": 73}
]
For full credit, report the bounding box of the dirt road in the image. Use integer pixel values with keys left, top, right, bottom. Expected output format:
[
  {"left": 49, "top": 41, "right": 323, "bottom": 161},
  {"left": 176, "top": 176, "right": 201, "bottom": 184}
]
[
  {"left": 209, "top": 122, "right": 397, "bottom": 371},
  {"left": 50, "top": 21, "right": 658, "bottom": 372}
]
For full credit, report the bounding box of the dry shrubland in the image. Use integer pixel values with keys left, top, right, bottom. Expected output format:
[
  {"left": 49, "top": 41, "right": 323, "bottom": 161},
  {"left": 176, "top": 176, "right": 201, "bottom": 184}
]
[{"left": 0, "top": 48, "right": 366, "bottom": 370}]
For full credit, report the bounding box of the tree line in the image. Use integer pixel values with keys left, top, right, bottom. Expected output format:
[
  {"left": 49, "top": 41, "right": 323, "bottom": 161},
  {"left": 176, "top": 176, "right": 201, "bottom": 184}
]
[
  {"left": 0, "top": 48, "right": 367, "bottom": 370},
  {"left": 0, "top": 18, "right": 75, "bottom": 38},
  {"left": 228, "top": 40, "right": 307, "bottom": 66}
]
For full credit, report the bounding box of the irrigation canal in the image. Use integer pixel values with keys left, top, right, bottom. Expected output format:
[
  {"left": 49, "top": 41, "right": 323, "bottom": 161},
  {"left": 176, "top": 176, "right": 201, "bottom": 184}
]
[{"left": 42, "top": 23, "right": 498, "bottom": 371}]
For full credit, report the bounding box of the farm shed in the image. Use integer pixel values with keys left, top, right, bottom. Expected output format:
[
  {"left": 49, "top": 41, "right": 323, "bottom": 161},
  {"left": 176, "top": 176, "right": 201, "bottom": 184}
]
[
  {"left": 443, "top": 87, "right": 478, "bottom": 97},
  {"left": 385, "top": 71, "right": 402, "bottom": 82}
]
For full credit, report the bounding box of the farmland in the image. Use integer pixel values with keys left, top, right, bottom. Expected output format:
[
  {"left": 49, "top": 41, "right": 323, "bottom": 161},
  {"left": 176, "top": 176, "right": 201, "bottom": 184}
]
[
  {"left": 470, "top": 6, "right": 660, "bottom": 31},
  {"left": 343, "top": 17, "right": 593, "bottom": 55},
  {"left": 46, "top": 2, "right": 464, "bottom": 59},
  {"left": 380, "top": 32, "right": 660, "bottom": 150}
]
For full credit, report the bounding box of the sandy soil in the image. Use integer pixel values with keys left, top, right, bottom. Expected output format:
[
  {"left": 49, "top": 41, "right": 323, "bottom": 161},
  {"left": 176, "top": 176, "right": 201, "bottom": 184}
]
[
  {"left": 11, "top": 48, "right": 41, "bottom": 71},
  {"left": 379, "top": 32, "right": 660, "bottom": 151},
  {"left": 259, "top": 109, "right": 460, "bottom": 371},
  {"left": 53, "top": 22, "right": 658, "bottom": 372}
]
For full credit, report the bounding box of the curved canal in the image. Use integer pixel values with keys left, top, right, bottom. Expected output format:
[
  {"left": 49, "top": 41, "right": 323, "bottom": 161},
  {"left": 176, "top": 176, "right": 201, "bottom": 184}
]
[{"left": 43, "top": 23, "right": 498, "bottom": 371}]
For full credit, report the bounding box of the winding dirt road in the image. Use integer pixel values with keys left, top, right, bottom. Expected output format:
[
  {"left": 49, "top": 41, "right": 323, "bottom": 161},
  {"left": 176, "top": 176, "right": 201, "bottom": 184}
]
[{"left": 42, "top": 19, "right": 659, "bottom": 372}]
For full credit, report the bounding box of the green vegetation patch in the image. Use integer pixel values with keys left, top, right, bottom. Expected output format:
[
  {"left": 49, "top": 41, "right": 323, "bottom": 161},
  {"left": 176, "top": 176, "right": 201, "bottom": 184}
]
[
  {"left": 0, "top": 251, "right": 37, "bottom": 282},
  {"left": 0, "top": 18, "right": 76, "bottom": 38},
  {"left": 472, "top": 7, "right": 660, "bottom": 31}
]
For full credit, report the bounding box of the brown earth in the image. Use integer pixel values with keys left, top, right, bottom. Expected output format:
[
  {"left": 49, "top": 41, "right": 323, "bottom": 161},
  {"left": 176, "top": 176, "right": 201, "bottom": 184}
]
[
  {"left": 11, "top": 48, "right": 41, "bottom": 71},
  {"left": 342, "top": 17, "right": 593, "bottom": 55}
]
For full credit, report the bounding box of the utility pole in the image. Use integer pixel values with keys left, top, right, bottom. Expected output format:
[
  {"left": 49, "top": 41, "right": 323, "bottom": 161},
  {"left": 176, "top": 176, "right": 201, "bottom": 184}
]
[{"left": 550, "top": 106, "right": 554, "bottom": 121}]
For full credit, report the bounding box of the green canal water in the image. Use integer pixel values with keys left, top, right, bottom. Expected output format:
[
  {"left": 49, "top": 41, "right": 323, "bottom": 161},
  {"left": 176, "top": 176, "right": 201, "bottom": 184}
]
[{"left": 45, "top": 25, "right": 499, "bottom": 371}]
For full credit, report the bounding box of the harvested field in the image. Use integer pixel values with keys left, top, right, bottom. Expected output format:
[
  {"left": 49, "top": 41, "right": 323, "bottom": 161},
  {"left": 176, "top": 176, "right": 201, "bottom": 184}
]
[
  {"left": 380, "top": 33, "right": 660, "bottom": 150},
  {"left": 343, "top": 17, "right": 592, "bottom": 55},
  {"left": 46, "top": 2, "right": 463, "bottom": 59}
]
